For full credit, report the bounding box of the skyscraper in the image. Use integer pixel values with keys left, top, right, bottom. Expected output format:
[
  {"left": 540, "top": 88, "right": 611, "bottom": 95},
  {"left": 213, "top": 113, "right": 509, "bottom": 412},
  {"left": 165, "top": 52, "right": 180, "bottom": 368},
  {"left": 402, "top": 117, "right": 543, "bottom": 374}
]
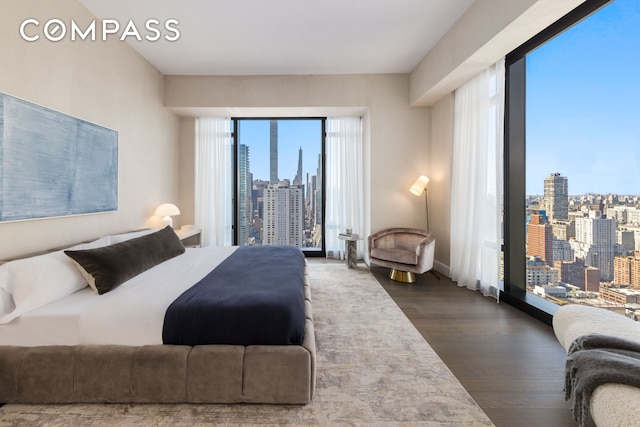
[
  {"left": 309, "top": 175, "right": 317, "bottom": 226},
  {"left": 543, "top": 173, "right": 569, "bottom": 222},
  {"left": 614, "top": 255, "right": 632, "bottom": 286},
  {"left": 262, "top": 184, "right": 304, "bottom": 247},
  {"left": 238, "top": 144, "right": 252, "bottom": 246},
  {"left": 614, "top": 253, "right": 640, "bottom": 288},
  {"left": 527, "top": 213, "right": 553, "bottom": 264},
  {"left": 315, "top": 153, "right": 322, "bottom": 225},
  {"left": 269, "top": 120, "right": 278, "bottom": 185},
  {"left": 293, "top": 146, "right": 303, "bottom": 186},
  {"left": 574, "top": 211, "right": 616, "bottom": 280}
]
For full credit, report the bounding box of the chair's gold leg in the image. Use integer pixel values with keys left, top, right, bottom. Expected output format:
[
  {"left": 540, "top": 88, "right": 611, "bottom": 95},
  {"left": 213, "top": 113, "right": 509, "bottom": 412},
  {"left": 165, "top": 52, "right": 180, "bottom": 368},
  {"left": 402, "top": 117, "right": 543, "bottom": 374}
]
[{"left": 389, "top": 269, "right": 416, "bottom": 283}]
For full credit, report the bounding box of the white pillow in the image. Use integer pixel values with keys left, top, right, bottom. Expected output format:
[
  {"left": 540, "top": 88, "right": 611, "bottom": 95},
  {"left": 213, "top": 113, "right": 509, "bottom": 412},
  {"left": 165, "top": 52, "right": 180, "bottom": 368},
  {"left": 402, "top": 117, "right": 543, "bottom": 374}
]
[
  {"left": 108, "top": 229, "right": 156, "bottom": 244},
  {"left": 68, "top": 236, "right": 112, "bottom": 251},
  {"left": 0, "top": 275, "right": 15, "bottom": 318},
  {"left": 0, "top": 236, "right": 111, "bottom": 324}
]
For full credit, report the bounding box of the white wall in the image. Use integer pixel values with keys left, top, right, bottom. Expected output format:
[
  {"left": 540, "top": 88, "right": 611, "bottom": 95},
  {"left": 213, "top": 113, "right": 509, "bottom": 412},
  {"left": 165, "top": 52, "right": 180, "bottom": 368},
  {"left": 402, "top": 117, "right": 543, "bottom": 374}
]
[
  {"left": 165, "top": 74, "right": 431, "bottom": 244},
  {"left": 0, "top": 0, "right": 180, "bottom": 259},
  {"left": 410, "top": 0, "right": 586, "bottom": 106},
  {"left": 429, "top": 94, "right": 455, "bottom": 271}
]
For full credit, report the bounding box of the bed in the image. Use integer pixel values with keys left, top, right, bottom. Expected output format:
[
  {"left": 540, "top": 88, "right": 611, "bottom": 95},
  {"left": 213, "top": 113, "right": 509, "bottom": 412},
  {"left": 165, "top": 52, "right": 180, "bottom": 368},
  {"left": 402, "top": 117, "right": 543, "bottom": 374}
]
[{"left": 0, "top": 228, "right": 316, "bottom": 404}]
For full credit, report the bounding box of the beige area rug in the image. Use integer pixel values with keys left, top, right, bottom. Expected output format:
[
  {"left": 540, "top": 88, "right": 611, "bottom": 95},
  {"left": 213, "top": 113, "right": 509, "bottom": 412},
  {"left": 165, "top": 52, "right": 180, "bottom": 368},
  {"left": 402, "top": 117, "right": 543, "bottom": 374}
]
[{"left": 0, "top": 263, "right": 494, "bottom": 426}]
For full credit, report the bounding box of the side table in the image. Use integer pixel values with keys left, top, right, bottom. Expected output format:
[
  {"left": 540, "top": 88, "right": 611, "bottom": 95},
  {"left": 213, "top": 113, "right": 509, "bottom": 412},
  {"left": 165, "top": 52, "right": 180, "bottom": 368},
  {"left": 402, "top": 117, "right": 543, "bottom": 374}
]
[
  {"left": 338, "top": 233, "right": 363, "bottom": 268},
  {"left": 175, "top": 227, "right": 202, "bottom": 248}
]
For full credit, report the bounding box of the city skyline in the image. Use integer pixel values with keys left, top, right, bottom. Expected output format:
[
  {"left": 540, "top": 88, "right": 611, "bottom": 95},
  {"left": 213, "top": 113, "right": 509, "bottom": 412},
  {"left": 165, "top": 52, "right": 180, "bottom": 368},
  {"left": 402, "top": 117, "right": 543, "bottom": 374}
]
[
  {"left": 528, "top": 172, "right": 640, "bottom": 201},
  {"left": 236, "top": 118, "right": 323, "bottom": 249},
  {"left": 237, "top": 119, "right": 322, "bottom": 185},
  {"left": 526, "top": 0, "right": 640, "bottom": 196}
]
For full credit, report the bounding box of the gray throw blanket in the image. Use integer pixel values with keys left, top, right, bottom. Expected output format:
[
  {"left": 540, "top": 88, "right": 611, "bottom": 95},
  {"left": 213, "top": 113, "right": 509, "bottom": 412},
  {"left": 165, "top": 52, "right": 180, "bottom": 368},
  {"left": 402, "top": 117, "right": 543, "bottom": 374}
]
[{"left": 565, "top": 333, "right": 640, "bottom": 427}]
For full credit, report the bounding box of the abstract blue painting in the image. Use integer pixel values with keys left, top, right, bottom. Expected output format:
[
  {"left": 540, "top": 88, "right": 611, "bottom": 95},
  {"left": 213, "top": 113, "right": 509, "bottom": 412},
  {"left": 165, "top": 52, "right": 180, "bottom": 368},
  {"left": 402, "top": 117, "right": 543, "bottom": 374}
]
[{"left": 0, "top": 93, "right": 118, "bottom": 222}]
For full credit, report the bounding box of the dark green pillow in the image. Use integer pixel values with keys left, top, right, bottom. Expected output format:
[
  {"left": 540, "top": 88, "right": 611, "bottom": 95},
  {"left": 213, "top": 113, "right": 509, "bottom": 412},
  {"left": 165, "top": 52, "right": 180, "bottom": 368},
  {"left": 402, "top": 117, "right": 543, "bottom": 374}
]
[{"left": 65, "top": 226, "right": 185, "bottom": 295}]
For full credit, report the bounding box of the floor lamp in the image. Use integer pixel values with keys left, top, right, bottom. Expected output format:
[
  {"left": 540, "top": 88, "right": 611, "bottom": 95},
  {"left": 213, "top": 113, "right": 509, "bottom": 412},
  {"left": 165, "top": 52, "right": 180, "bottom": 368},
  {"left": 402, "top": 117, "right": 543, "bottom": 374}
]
[
  {"left": 410, "top": 175, "right": 440, "bottom": 280},
  {"left": 409, "top": 175, "right": 430, "bottom": 232}
]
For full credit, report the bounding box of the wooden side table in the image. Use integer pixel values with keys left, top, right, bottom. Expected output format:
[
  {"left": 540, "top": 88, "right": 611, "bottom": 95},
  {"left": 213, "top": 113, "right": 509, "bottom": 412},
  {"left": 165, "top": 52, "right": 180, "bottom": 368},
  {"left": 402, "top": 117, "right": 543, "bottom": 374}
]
[{"left": 338, "top": 233, "right": 363, "bottom": 268}]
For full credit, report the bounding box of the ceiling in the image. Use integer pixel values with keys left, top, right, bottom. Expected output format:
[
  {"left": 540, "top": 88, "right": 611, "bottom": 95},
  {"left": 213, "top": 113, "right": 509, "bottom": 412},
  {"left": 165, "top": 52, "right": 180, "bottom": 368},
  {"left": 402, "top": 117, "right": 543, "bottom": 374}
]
[{"left": 77, "top": 0, "right": 475, "bottom": 76}]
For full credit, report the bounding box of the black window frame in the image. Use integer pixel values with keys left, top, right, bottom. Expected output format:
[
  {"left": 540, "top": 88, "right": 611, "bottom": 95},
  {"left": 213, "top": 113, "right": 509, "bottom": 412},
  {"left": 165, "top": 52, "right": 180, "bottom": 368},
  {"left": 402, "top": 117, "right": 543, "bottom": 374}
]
[
  {"left": 503, "top": 0, "right": 613, "bottom": 324},
  {"left": 231, "top": 117, "right": 327, "bottom": 257}
]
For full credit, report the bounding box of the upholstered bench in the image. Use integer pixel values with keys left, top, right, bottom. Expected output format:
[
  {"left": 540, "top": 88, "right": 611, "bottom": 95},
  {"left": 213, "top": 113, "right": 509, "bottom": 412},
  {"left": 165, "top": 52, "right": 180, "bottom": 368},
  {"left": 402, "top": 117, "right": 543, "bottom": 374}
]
[{"left": 553, "top": 304, "right": 640, "bottom": 426}]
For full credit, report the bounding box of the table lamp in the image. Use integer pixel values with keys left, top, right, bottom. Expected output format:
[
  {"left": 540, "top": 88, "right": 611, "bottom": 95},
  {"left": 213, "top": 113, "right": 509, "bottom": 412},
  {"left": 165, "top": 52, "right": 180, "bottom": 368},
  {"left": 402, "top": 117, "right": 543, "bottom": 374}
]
[{"left": 155, "top": 203, "right": 180, "bottom": 228}]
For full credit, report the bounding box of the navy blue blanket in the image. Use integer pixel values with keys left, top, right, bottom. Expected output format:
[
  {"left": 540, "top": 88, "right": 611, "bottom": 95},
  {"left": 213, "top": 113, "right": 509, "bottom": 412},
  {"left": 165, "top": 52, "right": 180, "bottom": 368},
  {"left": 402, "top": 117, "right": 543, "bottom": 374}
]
[{"left": 162, "top": 246, "right": 306, "bottom": 346}]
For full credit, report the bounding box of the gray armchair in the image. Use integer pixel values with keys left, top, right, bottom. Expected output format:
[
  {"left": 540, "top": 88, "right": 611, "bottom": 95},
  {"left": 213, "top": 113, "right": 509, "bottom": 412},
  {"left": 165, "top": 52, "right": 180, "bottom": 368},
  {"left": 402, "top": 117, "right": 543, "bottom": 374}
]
[{"left": 368, "top": 228, "right": 436, "bottom": 283}]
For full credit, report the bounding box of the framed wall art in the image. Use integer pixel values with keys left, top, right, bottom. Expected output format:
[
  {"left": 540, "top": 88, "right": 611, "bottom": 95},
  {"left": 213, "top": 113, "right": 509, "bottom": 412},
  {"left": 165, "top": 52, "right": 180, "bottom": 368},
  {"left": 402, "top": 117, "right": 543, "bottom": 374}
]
[{"left": 0, "top": 93, "right": 118, "bottom": 222}]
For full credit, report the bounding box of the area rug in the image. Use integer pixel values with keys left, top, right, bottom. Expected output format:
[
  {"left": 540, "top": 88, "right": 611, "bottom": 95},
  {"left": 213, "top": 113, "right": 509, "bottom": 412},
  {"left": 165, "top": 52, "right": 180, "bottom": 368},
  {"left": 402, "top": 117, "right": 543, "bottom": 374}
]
[{"left": 0, "top": 263, "right": 494, "bottom": 426}]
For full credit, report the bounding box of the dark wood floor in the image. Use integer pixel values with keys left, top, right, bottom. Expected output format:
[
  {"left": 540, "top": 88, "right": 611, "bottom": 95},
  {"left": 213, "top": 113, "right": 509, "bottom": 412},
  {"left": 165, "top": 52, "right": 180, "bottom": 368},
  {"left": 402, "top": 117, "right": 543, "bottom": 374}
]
[{"left": 370, "top": 266, "right": 577, "bottom": 427}]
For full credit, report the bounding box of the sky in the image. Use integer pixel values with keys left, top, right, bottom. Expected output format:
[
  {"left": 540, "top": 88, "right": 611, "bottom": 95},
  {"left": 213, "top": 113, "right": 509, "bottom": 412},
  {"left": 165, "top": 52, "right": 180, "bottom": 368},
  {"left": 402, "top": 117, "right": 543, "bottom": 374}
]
[
  {"left": 526, "top": 0, "right": 640, "bottom": 196},
  {"left": 237, "top": 119, "right": 322, "bottom": 184}
]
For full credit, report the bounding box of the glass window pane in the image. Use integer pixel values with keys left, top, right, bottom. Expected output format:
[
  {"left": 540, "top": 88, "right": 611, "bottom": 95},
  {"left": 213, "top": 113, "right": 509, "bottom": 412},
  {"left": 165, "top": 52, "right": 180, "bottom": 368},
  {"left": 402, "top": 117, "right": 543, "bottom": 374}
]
[
  {"left": 236, "top": 119, "right": 323, "bottom": 252},
  {"left": 524, "top": 0, "right": 640, "bottom": 318}
]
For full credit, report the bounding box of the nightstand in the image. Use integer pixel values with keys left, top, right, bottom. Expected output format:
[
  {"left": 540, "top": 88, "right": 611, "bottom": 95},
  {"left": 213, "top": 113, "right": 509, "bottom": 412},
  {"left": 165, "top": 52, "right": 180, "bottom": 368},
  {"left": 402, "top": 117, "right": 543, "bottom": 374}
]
[{"left": 175, "top": 228, "right": 202, "bottom": 248}]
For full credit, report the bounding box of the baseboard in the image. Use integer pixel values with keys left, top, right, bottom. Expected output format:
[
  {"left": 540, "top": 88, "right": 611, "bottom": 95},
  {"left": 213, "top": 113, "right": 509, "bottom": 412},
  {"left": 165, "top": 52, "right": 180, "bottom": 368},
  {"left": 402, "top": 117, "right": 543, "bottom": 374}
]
[{"left": 434, "top": 260, "right": 450, "bottom": 278}]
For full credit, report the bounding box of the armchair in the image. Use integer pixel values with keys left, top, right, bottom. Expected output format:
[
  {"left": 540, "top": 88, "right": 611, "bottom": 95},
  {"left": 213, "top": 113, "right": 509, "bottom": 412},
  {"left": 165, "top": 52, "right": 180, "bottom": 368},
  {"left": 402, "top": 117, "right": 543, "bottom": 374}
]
[{"left": 368, "top": 228, "right": 435, "bottom": 283}]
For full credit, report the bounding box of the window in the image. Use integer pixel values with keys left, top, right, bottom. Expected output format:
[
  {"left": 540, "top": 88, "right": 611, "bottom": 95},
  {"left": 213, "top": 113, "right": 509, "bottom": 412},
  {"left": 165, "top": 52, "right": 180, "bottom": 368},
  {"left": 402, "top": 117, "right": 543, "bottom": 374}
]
[
  {"left": 233, "top": 118, "right": 325, "bottom": 255},
  {"left": 504, "top": 0, "right": 640, "bottom": 322}
]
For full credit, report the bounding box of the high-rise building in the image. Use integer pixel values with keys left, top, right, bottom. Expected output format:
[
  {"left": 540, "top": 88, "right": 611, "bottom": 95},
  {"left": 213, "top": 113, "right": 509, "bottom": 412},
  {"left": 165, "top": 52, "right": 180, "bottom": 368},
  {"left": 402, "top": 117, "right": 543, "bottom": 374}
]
[
  {"left": 614, "top": 255, "right": 632, "bottom": 286},
  {"left": 552, "top": 220, "right": 575, "bottom": 241},
  {"left": 262, "top": 184, "right": 304, "bottom": 247},
  {"left": 628, "top": 208, "right": 640, "bottom": 226},
  {"left": 544, "top": 173, "right": 569, "bottom": 222},
  {"left": 309, "top": 175, "right": 317, "bottom": 225},
  {"left": 238, "top": 144, "right": 252, "bottom": 246},
  {"left": 269, "top": 120, "right": 278, "bottom": 185},
  {"left": 552, "top": 239, "right": 574, "bottom": 263},
  {"left": 315, "top": 153, "right": 322, "bottom": 225},
  {"left": 632, "top": 256, "right": 640, "bottom": 289},
  {"left": 574, "top": 210, "right": 616, "bottom": 280},
  {"left": 606, "top": 206, "right": 628, "bottom": 224},
  {"left": 527, "top": 214, "right": 553, "bottom": 264},
  {"left": 617, "top": 229, "right": 636, "bottom": 251},
  {"left": 614, "top": 252, "right": 640, "bottom": 288},
  {"left": 293, "top": 146, "right": 303, "bottom": 186},
  {"left": 252, "top": 179, "right": 269, "bottom": 221}
]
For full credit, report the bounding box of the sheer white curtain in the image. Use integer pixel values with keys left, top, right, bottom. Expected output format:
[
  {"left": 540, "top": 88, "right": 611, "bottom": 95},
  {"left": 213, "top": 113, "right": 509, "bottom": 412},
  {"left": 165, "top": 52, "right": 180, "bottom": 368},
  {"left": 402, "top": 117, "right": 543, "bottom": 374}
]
[
  {"left": 325, "top": 117, "right": 364, "bottom": 259},
  {"left": 195, "top": 117, "right": 233, "bottom": 247},
  {"left": 450, "top": 58, "right": 505, "bottom": 300}
]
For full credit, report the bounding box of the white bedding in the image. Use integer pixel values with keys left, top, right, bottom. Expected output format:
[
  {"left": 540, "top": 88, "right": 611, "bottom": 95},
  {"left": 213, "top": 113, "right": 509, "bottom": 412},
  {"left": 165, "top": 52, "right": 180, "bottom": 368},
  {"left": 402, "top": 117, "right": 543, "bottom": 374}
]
[{"left": 0, "top": 246, "right": 238, "bottom": 347}]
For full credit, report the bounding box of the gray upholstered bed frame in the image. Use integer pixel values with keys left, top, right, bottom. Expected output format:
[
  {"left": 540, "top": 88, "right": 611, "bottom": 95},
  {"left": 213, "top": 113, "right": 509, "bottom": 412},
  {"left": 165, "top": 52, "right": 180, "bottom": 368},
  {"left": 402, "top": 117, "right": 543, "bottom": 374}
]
[{"left": 0, "top": 257, "right": 316, "bottom": 405}]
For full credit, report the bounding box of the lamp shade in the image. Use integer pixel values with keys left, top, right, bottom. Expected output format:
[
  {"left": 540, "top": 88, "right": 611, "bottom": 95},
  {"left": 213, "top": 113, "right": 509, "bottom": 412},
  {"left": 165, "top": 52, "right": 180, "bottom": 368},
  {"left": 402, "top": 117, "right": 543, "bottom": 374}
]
[
  {"left": 409, "top": 176, "right": 429, "bottom": 196},
  {"left": 154, "top": 203, "right": 180, "bottom": 228},
  {"left": 154, "top": 203, "right": 180, "bottom": 217}
]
